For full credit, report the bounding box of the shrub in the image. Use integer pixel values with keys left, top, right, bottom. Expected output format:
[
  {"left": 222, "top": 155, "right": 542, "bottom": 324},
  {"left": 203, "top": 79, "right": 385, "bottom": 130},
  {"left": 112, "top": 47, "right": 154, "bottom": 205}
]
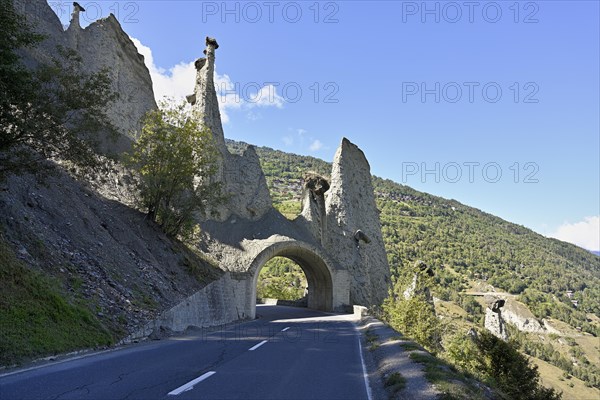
[
  {"left": 382, "top": 294, "right": 442, "bottom": 353},
  {"left": 128, "top": 101, "right": 223, "bottom": 238},
  {"left": 445, "top": 330, "right": 562, "bottom": 400}
]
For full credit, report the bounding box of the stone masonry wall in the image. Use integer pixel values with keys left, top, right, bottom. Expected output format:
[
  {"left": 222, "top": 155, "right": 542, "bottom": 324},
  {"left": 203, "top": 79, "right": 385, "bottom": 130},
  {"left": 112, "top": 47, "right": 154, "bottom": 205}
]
[{"left": 125, "top": 273, "right": 251, "bottom": 341}]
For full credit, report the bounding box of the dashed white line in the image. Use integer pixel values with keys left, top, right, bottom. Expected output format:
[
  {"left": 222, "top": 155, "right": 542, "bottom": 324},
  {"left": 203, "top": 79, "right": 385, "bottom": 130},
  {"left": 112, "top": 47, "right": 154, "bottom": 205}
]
[
  {"left": 281, "top": 327, "right": 290, "bottom": 332},
  {"left": 248, "top": 340, "right": 268, "bottom": 351},
  {"left": 167, "top": 371, "right": 216, "bottom": 396}
]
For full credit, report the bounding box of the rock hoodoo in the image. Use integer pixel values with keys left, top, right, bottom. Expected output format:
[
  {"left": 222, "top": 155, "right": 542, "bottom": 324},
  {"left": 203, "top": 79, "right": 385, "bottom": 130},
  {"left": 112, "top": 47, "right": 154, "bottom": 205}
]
[
  {"left": 188, "top": 38, "right": 272, "bottom": 222},
  {"left": 484, "top": 295, "right": 508, "bottom": 341},
  {"left": 299, "top": 173, "right": 330, "bottom": 244},
  {"left": 189, "top": 37, "right": 226, "bottom": 154},
  {"left": 14, "top": 0, "right": 157, "bottom": 153},
  {"left": 324, "top": 138, "right": 391, "bottom": 306},
  {"left": 403, "top": 261, "right": 434, "bottom": 302},
  {"left": 68, "top": 2, "right": 85, "bottom": 30}
]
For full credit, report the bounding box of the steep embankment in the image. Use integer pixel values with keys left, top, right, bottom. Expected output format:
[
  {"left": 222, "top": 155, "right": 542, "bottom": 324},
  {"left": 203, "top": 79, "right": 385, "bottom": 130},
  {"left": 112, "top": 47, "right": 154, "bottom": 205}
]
[
  {"left": 0, "top": 0, "right": 220, "bottom": 367},
  {"left": 0, "top": 163, "right": 220, "bottom": 366}
]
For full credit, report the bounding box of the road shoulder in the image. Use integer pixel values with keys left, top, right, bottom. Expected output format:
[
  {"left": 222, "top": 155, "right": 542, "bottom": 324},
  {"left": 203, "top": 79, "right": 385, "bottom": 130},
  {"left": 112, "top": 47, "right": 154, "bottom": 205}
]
[{"left": 354, "top": 314, "right": 440, "bottom": 400}]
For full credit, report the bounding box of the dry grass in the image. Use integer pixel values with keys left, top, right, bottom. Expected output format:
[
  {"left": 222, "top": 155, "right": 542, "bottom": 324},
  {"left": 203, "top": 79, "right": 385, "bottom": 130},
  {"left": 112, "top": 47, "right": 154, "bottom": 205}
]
[
  {"left": 575, "top": 335, "right": 600, "bottom": 366},
  {"left": 435, "top": 299, "right": 470, "bottom": 319},
  {"left": 530, "top": 355, "right": 600, "bottom": 400}
]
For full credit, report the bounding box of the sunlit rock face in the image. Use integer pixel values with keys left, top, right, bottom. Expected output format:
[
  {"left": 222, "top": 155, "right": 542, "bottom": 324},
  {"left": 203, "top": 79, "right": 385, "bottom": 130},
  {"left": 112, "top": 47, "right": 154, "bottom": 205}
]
[
  {"left": 188, "top": 38, "right": 272, "bottom": 222},
  {"left": 14, "top": 0, "right": 157, "bottom": 153},
  {"left": 325, "top": 138, "right": 391, "bottom": 306}
]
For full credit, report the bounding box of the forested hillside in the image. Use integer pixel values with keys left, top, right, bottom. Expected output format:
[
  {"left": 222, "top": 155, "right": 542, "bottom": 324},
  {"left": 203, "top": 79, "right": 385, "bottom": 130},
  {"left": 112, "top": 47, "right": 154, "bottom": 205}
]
[{"left": 373, "top": 176, "right": 600, "bottom": 334}]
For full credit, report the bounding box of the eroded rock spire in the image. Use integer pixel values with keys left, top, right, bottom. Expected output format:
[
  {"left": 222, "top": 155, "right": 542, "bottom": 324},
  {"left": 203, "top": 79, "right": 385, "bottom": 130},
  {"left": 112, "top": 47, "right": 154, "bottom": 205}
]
[
  {"left": 324, "top": 138, "right": 391, "bottom": 306},
  {"left": 188, "top": 37, "right": 227, "bottom": 154},
  {"left": 186, "top": 36, "right": 272, "bottom": 221},
  {"left": 484, "top": 296, "right": 508, "bottom": 341},
  {"left": 68, "top": 2, "right": 85, "bottom": 30}
]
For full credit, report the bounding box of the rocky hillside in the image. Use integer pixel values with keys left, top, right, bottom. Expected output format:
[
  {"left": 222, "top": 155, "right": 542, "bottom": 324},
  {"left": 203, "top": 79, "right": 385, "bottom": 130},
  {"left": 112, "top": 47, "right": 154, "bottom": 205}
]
[
  {"left": 0, "top": 0, "right": 224, "bottom": 367},
  {"left": 0, "top": 161, "right": 221, "bottom": 366}
]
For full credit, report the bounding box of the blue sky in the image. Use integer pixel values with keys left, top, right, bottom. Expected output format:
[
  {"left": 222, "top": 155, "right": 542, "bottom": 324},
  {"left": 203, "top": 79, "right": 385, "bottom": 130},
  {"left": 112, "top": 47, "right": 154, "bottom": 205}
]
[{"left": 50, "top": 1, "right": 599, "bottom": 251}]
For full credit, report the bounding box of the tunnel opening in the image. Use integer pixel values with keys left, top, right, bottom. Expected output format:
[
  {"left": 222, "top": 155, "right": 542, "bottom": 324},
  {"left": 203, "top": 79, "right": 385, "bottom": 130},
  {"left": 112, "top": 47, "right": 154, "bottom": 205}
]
[
  {"left": 256, "top": 257, "right": 308, "bottom": 305},
  {"left": 250, "top": 241, "right": 335, "bottom": 315}
]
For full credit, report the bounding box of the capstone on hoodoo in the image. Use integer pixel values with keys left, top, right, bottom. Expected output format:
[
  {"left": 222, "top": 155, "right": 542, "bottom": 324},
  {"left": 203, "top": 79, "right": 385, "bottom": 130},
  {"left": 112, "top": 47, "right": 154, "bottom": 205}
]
[
  {"left": 297, "top": 173, "right": 330, "bottom": 245},
  {"left": 403, "top": 261, "right": 435, "bottom": 302}
]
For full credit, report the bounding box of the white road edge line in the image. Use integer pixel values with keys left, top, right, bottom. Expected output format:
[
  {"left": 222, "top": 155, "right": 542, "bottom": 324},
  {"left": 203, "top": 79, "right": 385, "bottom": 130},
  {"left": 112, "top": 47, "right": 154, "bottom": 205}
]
[
  {"left": 168, "top": 371, "right": 216, "bottom": 396},
  {"left": 357, "top": 332, "right": 373, "bottom": 400},
  {"left": 0, "top": 348, "right": 118, "bottom": 379},
  {"left": 281, "top": 327, "right": 290, "bottom": 332},
  {"left": 249, "top": 340, "right": 268, "bottom": 351}
]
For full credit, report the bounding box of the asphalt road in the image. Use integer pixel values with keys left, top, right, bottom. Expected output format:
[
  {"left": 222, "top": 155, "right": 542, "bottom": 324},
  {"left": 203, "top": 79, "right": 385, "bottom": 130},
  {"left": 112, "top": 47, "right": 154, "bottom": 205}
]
[{"left": 0, "top": 306, "right": 371, "bottom": 400}]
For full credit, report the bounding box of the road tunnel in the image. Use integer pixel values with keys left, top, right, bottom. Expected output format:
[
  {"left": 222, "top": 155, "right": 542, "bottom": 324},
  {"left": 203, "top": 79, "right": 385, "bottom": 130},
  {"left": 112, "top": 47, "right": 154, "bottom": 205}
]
[{"left": 250, "top": 241, "right": 335, "bottom": 314}]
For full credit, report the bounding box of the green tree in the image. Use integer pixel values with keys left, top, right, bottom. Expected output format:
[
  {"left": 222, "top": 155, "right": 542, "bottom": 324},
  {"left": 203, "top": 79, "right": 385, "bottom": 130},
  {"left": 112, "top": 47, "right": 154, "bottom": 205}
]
[
  {"left": 444, "top": 333, "right": 482, "bottom": 374},
  {"left": 473, "top": 331, "right": 562, "bottom": 400},
  {"left": 129, "top": 101, "right": 222, "bottom": 238},
  {"left": 383, "top": 294, "right": 442, "bottom": 353},
  {"left": 256, "top": 257, "right": 307, "bottom": 300},
  {"left": 1, "top": 2, "right": 118, "bottom": 176},
  {"left": 445, "top": 330, "right": 562, "bottom": 400},
  {"left": 381, "top": 261, "right": 442, "bottom": 352}
]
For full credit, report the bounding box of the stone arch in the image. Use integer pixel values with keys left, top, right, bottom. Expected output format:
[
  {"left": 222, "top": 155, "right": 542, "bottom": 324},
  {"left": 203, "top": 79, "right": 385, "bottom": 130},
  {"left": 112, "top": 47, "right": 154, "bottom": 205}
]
[{"left": 250, "top": 240, "right": 337, "bottom": 314}]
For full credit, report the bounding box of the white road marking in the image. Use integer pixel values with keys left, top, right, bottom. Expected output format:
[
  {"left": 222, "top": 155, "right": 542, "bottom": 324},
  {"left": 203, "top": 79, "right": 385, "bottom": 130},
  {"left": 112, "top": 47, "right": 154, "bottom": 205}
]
[
  {"left": 248, "top": 340, "right": 268, "bottom": 351},
  {"left": 281, "top": 327, "right": 290, "bottom": 332},
  {"left": 357, "top": 333, "right": 373, "bottom": 400},
  {"left": 167, "top": 371, "right": 216, "bottom": 396}
]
